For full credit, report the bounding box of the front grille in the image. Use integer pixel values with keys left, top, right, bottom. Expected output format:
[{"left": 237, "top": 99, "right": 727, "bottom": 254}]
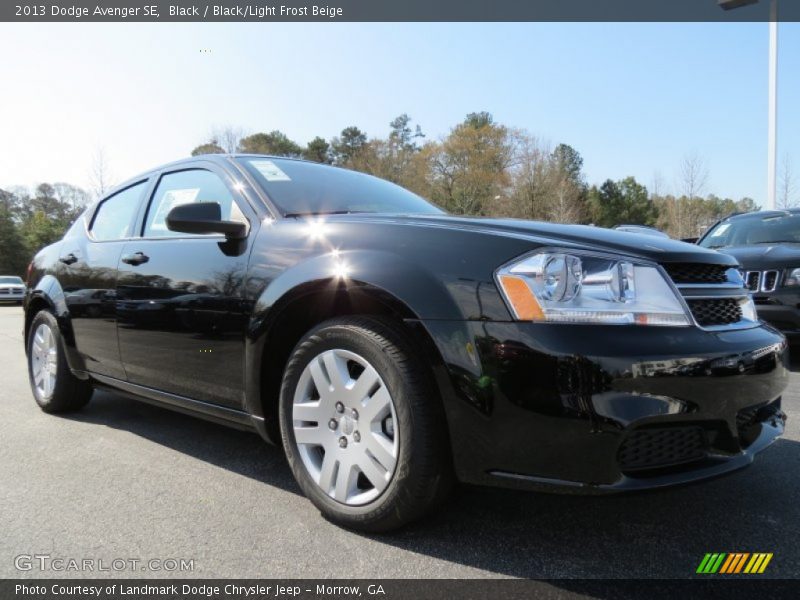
[
  {"left": 744, "top": 270, "right": 779, "bottom": 292},
  {"left": 686, "top": 298, "right": 743, "bottom": 327},
  {"left": 618, "top": 426, "right": 708, "bottom": 473},
  {"left": 0, "top": 288, "right": 23, "bottom": 294},
  {"left": 663, "top": 263, "right": 729, "bottom": 285}
]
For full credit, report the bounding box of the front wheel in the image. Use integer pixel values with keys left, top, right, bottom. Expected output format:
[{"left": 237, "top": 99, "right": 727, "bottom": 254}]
[
  {"left": 279, "top": 316, "right": 453, "bottom": 532},
  {"left": 27, "top": 310, "right": 92, "bottom": 413}
]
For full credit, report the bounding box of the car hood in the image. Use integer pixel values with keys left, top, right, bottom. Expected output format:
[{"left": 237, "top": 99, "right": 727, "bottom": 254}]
[
  {"left": 0, "top": 283, "right": 23, "bottom": 289},
  {"left": 332, "top": 214, "right": 735, "bottom": 265},
  {"left": 713, "top": 244, "right": 800, "bottom": 270}
]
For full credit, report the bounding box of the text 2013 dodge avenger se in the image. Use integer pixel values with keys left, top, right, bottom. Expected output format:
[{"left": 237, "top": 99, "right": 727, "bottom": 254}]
[{"left": 23, "top": 155, "right": 788, "bottom": 531}]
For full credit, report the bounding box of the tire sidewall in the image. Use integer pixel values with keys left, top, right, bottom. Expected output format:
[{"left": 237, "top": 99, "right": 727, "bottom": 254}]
[
  {"left": 279, "top": 320, "right": 419, "bottom": 522},
  {"left": 27, "top": 310, "right": 66, "bottom": 410}
]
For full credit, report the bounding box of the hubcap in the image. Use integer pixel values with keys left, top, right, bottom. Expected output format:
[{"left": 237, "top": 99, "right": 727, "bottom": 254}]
[
  {"left": 31, "top": 323, "right": 57, "bottom": 400},
  {"left": 292, "top": 349, "right": 398, "bottom": 506}
]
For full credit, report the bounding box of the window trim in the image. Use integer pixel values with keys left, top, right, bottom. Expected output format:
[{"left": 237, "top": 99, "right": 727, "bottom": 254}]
[
  {"left": 138, "top": 166, "right": 252, "bottom": 241},
  {"left": 87, "top": 179, "right": 150, "bottom": 243}
]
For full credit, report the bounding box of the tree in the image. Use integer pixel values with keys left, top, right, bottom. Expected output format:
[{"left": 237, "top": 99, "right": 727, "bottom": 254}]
[
  {"left": 463, "top": 111, "right": 494, "bottom": 129},
  {"left": 191, "top": 141, "right": 225, "bottom": 156},
  {"left": 238, "top": 131, "right": 302, "bottom": 157},
  {"left": 588, "top": 177, "right": 657, "bottom": 228},
  {"left": 551, "top": 143, "right": 584, "bottom": 183},
  {"left": 547, "top": 143, "right": 587, "bottom": 223},
  {"left": 303, "top": 136, "right": 332, "bottom": 163},
  {"left": 778, "top": 154, "right": 796, "bottom": 209},
  {"left": 679, "top": 152, "right": 709, "bottom": 201},
  {"left": 0, "top": 189, "right": 28, "bottom": 276},
  {"left": 389, "top": 113, "right": 424, "bottom": 150},
  {"left": 672, "top": 153, "right": 710, "bottom": 238},
  {"left": 89, "top": 147, "right": 113, "bottom": 199},
  {"left": 212, "top": 125, "right": 245, "bottom": 153},
  {"left": 331, "top": 126, "right": 368, "bottom": 165},
  {"left": 425, "top": 113, "right": 515, "bottom": 215}
]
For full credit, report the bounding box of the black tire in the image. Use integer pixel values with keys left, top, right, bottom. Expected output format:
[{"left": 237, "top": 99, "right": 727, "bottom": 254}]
[
  {"left": 279, "top": 316, "right": 453, "bottom": 532},
  {"left": 27, "top": 310, "right": 92, "bottom": 413}
]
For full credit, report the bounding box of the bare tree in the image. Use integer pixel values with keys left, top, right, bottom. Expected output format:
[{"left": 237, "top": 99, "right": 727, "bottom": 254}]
[
  {"left": 672, "top": 153, "right": 710, "bottom": 239},
  {"left": 778, "top": 153, "right": 796, "bottom": 209},
  {"left": 650, "top": 170, "right": 667, "bottom": 199},
  {"left": 211, "top": 125, "right": 245, "bottom": 153},
  {"left": 679, "top": 152, "right": 709, "bottom": 200},
  {"left": 89, "top": 147, "right": 114, "bottom": 199}
]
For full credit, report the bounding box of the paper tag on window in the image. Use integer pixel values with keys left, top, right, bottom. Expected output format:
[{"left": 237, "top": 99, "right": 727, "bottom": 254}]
[{"left": 251, "top": 160, "right": 291, "bottom": 182}]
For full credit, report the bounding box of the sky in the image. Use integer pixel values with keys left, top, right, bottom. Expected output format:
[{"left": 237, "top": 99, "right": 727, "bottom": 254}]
[{"left": 1, "top": 21, "right": 798, "bottom": 205}]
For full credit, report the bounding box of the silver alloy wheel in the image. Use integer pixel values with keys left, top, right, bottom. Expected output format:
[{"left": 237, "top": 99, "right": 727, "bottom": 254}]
[
  {"left": 292, "top": 348, "right": 398, "bottom": 506},
  {"left": 31, "top": 323, "right": 58, "bottom": 400}
]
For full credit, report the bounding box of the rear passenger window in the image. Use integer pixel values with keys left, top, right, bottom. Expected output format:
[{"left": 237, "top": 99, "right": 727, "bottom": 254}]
[
  {"left": 90, "top": 182, "right": 147, "bottom": 241},
  {"left": 143, "top": 169, "right": 246, "bottom": 238}
]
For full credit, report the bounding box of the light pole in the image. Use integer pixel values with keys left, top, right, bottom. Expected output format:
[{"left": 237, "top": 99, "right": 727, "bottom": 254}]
[{"left": 719, "top": 0, "right": 778, "bottom": 210}]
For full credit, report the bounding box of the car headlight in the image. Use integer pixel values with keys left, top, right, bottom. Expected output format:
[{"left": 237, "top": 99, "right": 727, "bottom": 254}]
[
  {"left": 495, "top": 251, "right": 691, "bottom": 326},
  {"left": 784, "top": 268, "right": 800, "bottom": 287}
]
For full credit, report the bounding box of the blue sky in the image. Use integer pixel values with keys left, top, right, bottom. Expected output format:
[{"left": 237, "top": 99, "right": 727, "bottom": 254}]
[{"left": 1, "top": 22, "right": 798, "bottom": 205}]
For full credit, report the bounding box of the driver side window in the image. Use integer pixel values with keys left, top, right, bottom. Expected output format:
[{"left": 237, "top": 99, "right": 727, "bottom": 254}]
[{"left": 143, "top": 169, "right": 246, "bottom": 238}]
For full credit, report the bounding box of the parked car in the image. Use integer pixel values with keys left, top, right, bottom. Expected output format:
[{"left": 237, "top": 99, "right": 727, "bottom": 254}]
[
  {"left": 698, "top": 209, "right": 800, "bottom": 340},
  {"left": 613, "top": 224, "right": 670, "bottom": 238},
  {"left": 0, "top": 275, "right": 26, "bottom": 304},
  {"left": 23, "top": 155, "right": 788, "bottom": 531}
]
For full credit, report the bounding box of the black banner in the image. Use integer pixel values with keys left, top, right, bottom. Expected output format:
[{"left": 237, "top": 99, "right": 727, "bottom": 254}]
[
  {"left": 3, "top": 0, "right": 800, "bottom": 23},
  {"left": 3, "top": 579, "right": 800, "bottom": 600}
]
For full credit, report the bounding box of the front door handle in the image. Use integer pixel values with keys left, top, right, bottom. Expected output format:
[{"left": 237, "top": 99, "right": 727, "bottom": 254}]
[
  {"left": 59, "top": 253, "right": 78, "bottom": 265},
  {"left": 121, "top": 252, "right": 149, "bottom": 266}
]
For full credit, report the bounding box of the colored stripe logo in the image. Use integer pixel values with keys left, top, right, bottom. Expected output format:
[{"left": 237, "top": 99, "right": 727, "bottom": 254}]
[{"left": 697, "top": 553, "right": 773, "bottom": 574}]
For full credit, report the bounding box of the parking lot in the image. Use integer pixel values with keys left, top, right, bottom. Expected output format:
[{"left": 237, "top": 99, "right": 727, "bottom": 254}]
[{"left": 1, "top": 304, "right": 798, "bottom": 580}]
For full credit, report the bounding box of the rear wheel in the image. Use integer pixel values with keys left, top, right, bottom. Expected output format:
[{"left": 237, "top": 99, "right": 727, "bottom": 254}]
[
  {"left": 27, "top": 310, "right": 92, "bottom": 413},
  {"left": 279, "top": 316, "right": 453, "bottom": 532}
]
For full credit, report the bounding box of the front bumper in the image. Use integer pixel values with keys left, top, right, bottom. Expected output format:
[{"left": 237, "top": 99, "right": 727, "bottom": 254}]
[
  {"left": 753, "top": 289, "right": 800, "bottom": 338},
  {"left": 420, "top": 320, "right": 788, "bottom": 492}
]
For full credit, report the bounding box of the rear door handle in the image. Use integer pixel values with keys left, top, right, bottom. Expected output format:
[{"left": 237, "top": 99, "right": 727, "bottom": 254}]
[
  {"left": 59, "top": 253, "right": 78, "bottom": 265},
  {"left": 121, "top": 252, "right": 149, "bottom": 266}
]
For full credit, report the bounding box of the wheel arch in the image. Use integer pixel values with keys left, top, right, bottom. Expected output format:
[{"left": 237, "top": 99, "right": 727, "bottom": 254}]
[{"left": 245, "top": 275, "right": 452, "bottom": 445}]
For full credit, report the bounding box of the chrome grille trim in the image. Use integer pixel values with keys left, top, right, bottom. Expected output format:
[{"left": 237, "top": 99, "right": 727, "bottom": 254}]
[
  {"left": 761, "top": 270, "right": 779, "bottom": 292},
  {"left": 745, "top": 271, "right": 761, "bottom": 292}
]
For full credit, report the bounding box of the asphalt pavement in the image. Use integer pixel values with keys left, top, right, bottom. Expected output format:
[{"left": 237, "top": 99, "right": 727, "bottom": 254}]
[{"left": 1, "top": 305, "right": 798, "bottom": 581}]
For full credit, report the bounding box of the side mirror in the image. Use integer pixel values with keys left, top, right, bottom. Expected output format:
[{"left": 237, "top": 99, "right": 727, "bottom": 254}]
[
  {"left": 165, "top": 202, "right": 247, "bottom": 240},
  {"left": 681, "top": 237, "right": 699, "bottom": 244}
]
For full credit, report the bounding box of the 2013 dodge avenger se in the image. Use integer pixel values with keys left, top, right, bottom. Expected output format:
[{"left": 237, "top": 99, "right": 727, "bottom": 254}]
[{"left": 23, "top": 155, "right": 788, "bottom": 531}]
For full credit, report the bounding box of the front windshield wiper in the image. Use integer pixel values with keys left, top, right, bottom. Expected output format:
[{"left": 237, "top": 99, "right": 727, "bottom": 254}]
[
  {"left": 283, "top": 210, "right": 362, "bottom": 218},
  {"left": 751, "top": 240, "right": 800, "bottom": 244}
]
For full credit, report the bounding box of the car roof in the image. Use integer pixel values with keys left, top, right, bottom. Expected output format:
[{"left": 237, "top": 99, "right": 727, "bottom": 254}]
[
  {"left": 726, "top": 208, "right": 800, "bottom": 221},
  {"left": 101, "top": 153, "right": 325, "bottom": 200}
]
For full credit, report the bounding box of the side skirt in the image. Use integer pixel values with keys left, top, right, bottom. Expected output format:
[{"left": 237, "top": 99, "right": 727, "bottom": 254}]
[{"left": 89, "top": 373, "right": 263, "bottom": 433}]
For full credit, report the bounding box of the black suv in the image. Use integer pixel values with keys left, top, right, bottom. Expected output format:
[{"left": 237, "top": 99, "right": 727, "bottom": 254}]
[
  {"left": 23, "top": 155, "right": 788, "bottom": 531},
  {"left": 699, "top": 209, "right": 800, "bottom": 340}
]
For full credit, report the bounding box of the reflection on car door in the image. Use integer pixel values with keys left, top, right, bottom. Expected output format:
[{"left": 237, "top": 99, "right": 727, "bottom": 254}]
[
  {"left": 115, "top": 166, "right": 255, "bottom": 409},
  {"left": 59, "top": 180, "right": 148, "bottom": 380}
]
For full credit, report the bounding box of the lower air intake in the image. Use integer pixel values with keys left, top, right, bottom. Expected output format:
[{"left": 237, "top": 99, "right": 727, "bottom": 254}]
[{"left": 618, "top": 426, "right": 708, "bottom": 473}]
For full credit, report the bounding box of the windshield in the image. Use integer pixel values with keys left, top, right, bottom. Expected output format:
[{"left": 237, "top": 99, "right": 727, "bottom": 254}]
[
  {"left": 699, "top": 214, "right": 800, "bottom": 249},
  {"left": 237, "top": 157, "right": 444, "bottom": 217},
  {"left": 0, "top": 276, "right": 23, "bottom": 284}
]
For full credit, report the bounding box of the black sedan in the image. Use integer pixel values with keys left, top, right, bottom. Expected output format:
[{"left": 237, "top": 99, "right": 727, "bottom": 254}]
[{"left": 23, "top": 155, "right": 788, "bottom": 531}]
